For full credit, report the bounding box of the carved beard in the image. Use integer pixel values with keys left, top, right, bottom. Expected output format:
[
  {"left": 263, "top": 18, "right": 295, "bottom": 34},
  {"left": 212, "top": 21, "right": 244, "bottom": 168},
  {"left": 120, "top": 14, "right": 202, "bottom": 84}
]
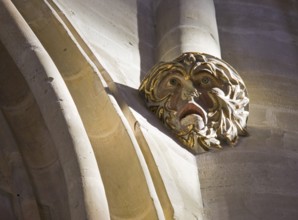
[{"left": 147, "top": 85, "right": 249, "bottom": 154}]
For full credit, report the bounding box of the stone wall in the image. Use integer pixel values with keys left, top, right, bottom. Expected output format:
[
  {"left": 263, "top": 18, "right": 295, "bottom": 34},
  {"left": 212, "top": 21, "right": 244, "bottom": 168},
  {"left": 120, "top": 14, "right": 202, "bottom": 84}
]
[
  {"left": 0, "top": 0, "right": 297, "bottom": 219},
  {"left": 198, "top": 1, "right": 298, "bottom": 219}
]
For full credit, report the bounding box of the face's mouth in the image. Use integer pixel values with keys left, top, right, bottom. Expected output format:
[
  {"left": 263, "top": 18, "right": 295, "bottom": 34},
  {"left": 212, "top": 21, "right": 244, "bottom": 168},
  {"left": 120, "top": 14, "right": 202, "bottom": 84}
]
[{"left": 177, "top": 102, "right": 208, "bottom": 130}]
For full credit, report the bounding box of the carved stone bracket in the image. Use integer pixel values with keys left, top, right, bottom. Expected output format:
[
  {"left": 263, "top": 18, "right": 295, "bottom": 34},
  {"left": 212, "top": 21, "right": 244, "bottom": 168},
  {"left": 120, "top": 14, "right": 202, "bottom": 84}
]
[{"left": 139, "top": 52, "right": 249, "bottom": 154}]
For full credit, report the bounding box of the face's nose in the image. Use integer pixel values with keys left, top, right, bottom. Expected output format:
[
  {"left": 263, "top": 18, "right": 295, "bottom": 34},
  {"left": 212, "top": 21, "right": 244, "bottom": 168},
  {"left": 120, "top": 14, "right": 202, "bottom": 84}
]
[{"left": 181, "top": 80, "right": 200, "bottom": 101}]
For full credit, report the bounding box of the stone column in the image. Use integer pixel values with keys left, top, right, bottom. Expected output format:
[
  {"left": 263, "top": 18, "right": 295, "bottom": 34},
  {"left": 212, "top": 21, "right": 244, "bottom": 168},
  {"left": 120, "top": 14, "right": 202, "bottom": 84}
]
[{"left": 154, "top": 0, "right": 221, "bottom": 61}]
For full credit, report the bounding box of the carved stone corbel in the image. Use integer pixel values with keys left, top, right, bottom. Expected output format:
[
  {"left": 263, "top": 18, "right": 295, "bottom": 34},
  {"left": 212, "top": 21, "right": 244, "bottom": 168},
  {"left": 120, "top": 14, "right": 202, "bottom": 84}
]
[{"left": 139, "top": 52, "right": 249, "bottom": 154}]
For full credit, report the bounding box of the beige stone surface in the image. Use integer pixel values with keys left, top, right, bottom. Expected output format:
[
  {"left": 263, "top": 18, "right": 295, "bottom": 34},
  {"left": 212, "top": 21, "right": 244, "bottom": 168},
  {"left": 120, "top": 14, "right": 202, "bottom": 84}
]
[
  {"left": 0, "top": 0, "right": 219, "bottom": 218},
  {"left": 0, "top": 1, "right": 110, "bottom": 219},
  {"left": 51, "top": 0, "right": 220, "bottom": 219},
  {"left": 11, "top": 0, "right": 162, "bottom": 218},
  {"left": 1, "top": 0, "right": 297, "bottom": 219}
]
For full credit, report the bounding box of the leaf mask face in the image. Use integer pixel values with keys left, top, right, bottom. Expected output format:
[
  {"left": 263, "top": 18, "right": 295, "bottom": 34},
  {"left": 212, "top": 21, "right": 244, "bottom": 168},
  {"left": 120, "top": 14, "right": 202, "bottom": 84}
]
[{"left": 139, "top": 52, "right": 249, "bottom": 154}]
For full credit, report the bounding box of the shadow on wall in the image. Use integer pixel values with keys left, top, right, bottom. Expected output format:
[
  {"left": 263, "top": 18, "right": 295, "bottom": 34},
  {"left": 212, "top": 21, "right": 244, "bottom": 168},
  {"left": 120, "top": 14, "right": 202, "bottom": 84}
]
[
  {"left": 276, "top": 1, "right": 298, "bottom": 47},
  {"left": 137, "top": 0, "right": 156, "bottom": 82},
  {"left": 197, "top": 124, "right": 298, "bottom": 220},
  {"left": 115, "top": 82, "right": 183, "bottom": 145},
  {"left": 137, "top": 0, "right": 183, "bottom": 81}
]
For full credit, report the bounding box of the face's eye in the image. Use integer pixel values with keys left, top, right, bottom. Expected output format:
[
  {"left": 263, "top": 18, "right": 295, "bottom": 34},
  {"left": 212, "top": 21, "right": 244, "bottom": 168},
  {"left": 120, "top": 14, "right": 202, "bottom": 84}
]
[
  {"left": 201, "top": 76, "right": 211, "bottom": 85},
  {"left": 168, "top": 78, "right": 180, "bottom": 86},
  {"left": 192, "top": 72, "right": 214, "bottom": 88},
  {"left": 155, "top": 75, "right": 183, "bottom": 99}
]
